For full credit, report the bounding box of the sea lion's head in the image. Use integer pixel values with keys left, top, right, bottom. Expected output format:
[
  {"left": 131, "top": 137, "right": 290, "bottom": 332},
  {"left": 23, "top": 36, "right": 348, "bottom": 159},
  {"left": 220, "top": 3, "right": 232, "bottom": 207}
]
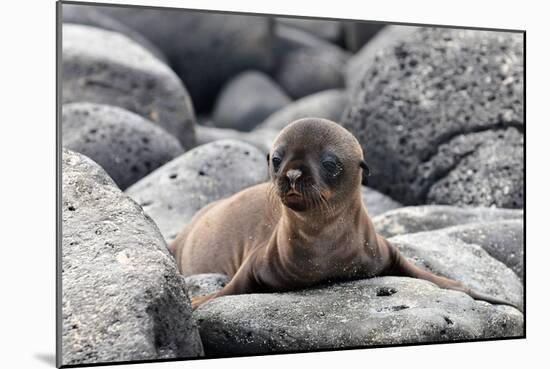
[{"left": 268, "top": 118, "right": 369, "bottom": 212}]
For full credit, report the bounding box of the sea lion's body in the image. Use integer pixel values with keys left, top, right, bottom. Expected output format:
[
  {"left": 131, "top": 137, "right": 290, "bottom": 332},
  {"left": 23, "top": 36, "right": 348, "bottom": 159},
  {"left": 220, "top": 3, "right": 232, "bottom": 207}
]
[{"left": 170, "top": 118, "right": 517, "bottom": 310}]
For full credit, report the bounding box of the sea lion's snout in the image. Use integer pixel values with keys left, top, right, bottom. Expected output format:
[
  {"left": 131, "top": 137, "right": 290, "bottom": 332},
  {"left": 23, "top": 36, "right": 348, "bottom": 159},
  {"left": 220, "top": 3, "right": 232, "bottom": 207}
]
[{"left": 286, "top": 169, "right": 302, "bottom": 188}]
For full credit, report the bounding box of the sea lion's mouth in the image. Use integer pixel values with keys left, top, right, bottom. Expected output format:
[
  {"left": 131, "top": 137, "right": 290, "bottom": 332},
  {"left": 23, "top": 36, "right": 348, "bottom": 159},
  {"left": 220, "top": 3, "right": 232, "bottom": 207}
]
[{"left": 285, "top": 191, "right": 303, "bottom": 202}]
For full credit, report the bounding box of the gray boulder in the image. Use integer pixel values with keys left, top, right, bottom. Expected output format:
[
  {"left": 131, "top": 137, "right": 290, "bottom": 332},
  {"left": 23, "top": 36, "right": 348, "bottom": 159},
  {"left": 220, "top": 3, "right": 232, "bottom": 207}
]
[
  {"left": 101, "top": 7, "right": 274, "bottom": 113},
  {"left": 361, "top": 186, "right": 402, "bottom": 216},
  {"left": 373, "top": 205, "right": 523, "bottom": 238},
  {"left": 125, "top": 139, "right": 268, "bottom": 242},
  {"left": 422, "top": 128, "right": 524, "bottom": 208},
  {"left": 62, "top": 24, "right": 196, "bottom": 149},
  {"left": 185, "top": 274, "right": 230, "bottom": 299},
  {"left": 256, "top": 89, "right": 349, "bottom": 132},
  {"left": 341, "top": 28, "right": 524, "bottom": 207},
  {"left": 61, "top": 149, "right": 203, "bottom": 365},
  {"left": 388, "top": 231, "right": 523, "bottom": 309},
  {"left": 276, "top": 17, "right": 344, "bottom": 45},
  {"left": 62, "top": 103, "right": 184, "bottom": 190},
  {"left": 433, "top": 220, "right": 524, "bottom": 280},
  {"left": 212, "top": 71, "right": 291, "bottom": 132},
  {"left": 194, "top": 276, "right": 522, "bottom": 356},
  {"left": 195, "top": 125, "right": 278, "bottom": 154},
  {"left": 346, "top": 25, "right": 417, "bottom": 91},
  {"left": 273, "top": 25, "right": 350, "bottom": 99},
  {"left": 61, "top": 3, "right": 166, "bottom": 62},
  {"left": 343, "top": 21, "right": 386, "bottom": 52}
]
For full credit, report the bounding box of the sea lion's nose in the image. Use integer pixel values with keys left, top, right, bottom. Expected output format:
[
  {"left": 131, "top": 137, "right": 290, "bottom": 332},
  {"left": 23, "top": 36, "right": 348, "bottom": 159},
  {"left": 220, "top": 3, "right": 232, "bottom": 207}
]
[{"left": 286, "top": 169, "right": 302, "bottom": 183}]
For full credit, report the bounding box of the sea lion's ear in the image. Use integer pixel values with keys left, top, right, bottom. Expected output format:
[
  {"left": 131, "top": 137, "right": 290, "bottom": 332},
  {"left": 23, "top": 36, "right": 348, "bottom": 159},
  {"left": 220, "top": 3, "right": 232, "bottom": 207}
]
[
  {"left": 360, "top": 160, "right": 370, "bottom": 185},
  {"left": 266, "top": 153, "right": 270, "bottom": 164}
]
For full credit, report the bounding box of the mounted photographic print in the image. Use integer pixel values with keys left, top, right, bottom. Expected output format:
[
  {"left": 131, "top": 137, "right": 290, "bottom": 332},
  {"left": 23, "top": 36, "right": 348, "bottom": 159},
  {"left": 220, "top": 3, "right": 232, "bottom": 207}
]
[{"left": 57, "top": 0, "right": 525, "bottom": 367}]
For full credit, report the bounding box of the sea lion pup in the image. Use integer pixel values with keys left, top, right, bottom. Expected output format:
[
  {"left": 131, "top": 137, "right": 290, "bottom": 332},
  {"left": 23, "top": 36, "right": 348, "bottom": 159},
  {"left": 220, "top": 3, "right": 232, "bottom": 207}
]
[{"left": 170, "top": 118, "right": 517, "bottom": 310}]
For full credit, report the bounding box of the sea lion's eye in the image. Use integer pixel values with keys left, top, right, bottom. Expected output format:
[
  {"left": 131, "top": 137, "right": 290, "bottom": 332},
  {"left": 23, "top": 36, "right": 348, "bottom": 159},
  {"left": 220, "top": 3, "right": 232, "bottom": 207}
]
[
  {"left": 322, "top": 160, "right": 337, "bottom": 172},
  {"left": 272, "top": 156, "right": 282, "bottom": 171},
  {"left": 322, "top": 159, "right": 341, "bottom": 177}
]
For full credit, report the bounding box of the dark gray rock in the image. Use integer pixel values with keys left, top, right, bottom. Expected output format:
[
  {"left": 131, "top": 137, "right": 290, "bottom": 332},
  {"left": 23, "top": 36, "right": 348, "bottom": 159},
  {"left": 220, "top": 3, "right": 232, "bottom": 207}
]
[
  {"left": 185, "top": 274, "right": 230, "bottom": 299},
  {"left": 62, "top": 24, "right": 196, "bottom": 149},
  {"left": 62, "top": 149, "right": 203, "bottom": 366},
  {"left": 341, "top": 28, "right": 524, "bottom": 207},
  {"left": 62, "top": 103, "right": 184, "bottom": 190},
  {"left": 102, "top": 7, "right": 274, "bottom": 113},
  {"left": 373, "top": 205, "right": 523, "bottom": 238},
  {"left": 273, "top": 25, "right": 350, "bottom": 99},
  {"left": 388, "top": 231, "right": 523, "bottom": 309},
  {"left": 125, "top": 140, "right": 268, "bottom": 242},
  {"left": 343, "top": 21, "right": 386, "bottom": 52},
  {"left": 194, "top": 276, "right": 522, "bottom": 356},
  {"left": 346, "top": 25, "right": 417, "bottom": 92},
  {"left": 422, "top": 128, "right": 524, "bottom": 208},
  {"left": 276, "top": 17, "right": 343, "bottom": 45},
  {"left": 436, "top": 220, "right": 524, "bottom": 280},
  {"left": 61, "top": 3, "right": 166, "bottom": 62},
  {"left": 256, "top": 89, "right": 349, "bottom": 132},
  {"left": 195, "top": 125, "right": 278, "bottom": 154},
  {"left": 212, "top": 71, "right": 291, "bottom": 132},
  {"left": 362, "top": 186, "right": 402, "bottom": 216}
]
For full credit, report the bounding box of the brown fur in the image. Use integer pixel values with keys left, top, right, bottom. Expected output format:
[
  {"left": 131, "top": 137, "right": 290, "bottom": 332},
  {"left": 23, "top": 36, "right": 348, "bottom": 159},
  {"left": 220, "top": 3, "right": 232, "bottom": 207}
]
[{"left": 170, "top": 118, "right": 518, "bottom": 310}]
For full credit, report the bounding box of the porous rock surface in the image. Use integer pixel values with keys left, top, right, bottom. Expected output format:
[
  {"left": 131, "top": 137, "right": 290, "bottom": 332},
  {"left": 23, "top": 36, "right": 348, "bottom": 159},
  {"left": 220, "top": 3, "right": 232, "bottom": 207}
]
[
  {"left": 346, "top": 25, "right": 417, "bottom": 92},
  {"left": 62, "top": 103, "right": 184, "bottom": 190},
  {"left": 373, "top": 205, "right": 523, "bottom": 238},
  {"left": 273, "top": 25, "right": 350, "bottom": 99},
  {"left": 125, "top": 139, "right": 268, "bottom": 242},
  {"left": 195, "top": 125, "right": 278, "bottom": 154},
  {"left": 61, "top": 149, "right": 203, "bottom": 365},
  {"left": 341, "top": 27, "right": 524, "bottom": 207},
  {"left": 62, "top": 24, "right": 196, "bottom": 149},
  {"left": 61, "top": 3, "right": 166, "bottom": 62},
  {"left": 193, "top": 277, "right": 522, "bottom": 356},
  {"left": 212, "top": 71, "right": 291, "bottom": 132},
  {"left": 102, "top": 7, "right": 274, "bottom": 113},
  {"left": 256, "top": 89, "right": 349, "bottom": 132}
]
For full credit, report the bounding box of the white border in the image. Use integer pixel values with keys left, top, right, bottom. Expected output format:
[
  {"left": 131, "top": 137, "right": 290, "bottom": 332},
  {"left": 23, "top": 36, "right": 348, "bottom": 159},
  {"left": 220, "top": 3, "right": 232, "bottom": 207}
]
[{"left": 1, "top": 1, "right": 545, "bottom": 368}]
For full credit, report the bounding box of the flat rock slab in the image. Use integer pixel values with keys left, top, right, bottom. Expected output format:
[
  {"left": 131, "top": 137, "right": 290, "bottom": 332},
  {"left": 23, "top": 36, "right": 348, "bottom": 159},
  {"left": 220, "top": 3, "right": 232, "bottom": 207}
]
[
  {"left": 62, "top": 24, "right": 196, "bottom": 149},
  {"left": 125, "top": 139, "right": 268, "bottom": 242},
  {"left": 62, "top": 149, "right": 203, "bottom": 365},
  {"left": 195, "top": 125, "right": 278, "bottom": 154},
  {"left": 102, "top": 7, "right": 274, "bottom": 113},
  {"left": 256, "top": 89, "right": 349, "bottom": 132},
  {"left": 361, "top": 186, "right": 402, "bottom": 216},
  {"left": 194, "top": 277, "right": 522, "bottom": 356},
  {"left": 62, "top": 103, "right": 184, "bottom": 190},
  {"left": 341, "top": 28, "right": 524, "bottom": 207},
  {"left": 373, "top": 205, "right": 523, "bottom": 238},
  {"left": 212, "top": 71, "right": 291, "bottom": 132}
]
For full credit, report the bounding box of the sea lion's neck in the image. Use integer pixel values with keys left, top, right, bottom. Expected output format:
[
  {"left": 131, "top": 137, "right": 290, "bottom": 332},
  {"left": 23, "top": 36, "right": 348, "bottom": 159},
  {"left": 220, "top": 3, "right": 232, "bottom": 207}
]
[{"left": 278, "top": 189, "right": 366, "bottom": 242}]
